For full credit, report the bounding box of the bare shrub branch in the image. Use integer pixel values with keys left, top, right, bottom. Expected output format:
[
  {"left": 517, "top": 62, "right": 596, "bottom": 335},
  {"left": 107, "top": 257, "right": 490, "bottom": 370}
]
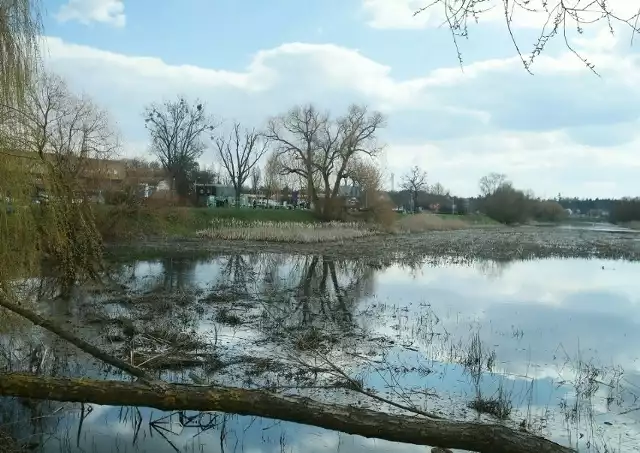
[{"left": 414, "top": 0, "right": 640, "bottom": 73}]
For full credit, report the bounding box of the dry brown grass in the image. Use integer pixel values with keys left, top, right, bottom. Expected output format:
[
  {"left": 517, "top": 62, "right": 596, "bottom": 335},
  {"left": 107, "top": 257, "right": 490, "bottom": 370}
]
[
  {"left": 395, "top": 213, "right": 469, "bottom": 233},
  {"left": 196, "top": 219, "right": 378, "bottom": 243}
]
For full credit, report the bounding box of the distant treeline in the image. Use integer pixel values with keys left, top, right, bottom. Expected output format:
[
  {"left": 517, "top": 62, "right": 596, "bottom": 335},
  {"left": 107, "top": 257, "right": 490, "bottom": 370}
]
[
  {"left": 557, "top": 197, "right": 640, "bottom": 224},
  {"left": 608, "top": 198, "right": 640, "bottom": 224},
  {"left": 556, "top": 197, "right": 614, "bottom": 214},
  {"left": 386, "top": 190, "right": 640, "bottom": 225}
]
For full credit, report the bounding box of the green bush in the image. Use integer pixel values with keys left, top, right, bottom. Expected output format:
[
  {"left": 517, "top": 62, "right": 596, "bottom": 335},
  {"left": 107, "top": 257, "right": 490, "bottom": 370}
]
[
  {"left": 483, "top": 185, "right": 532, "bottom": 224},
  {"left": 532, "top": 200, "right": 567, "bottom": 222}
]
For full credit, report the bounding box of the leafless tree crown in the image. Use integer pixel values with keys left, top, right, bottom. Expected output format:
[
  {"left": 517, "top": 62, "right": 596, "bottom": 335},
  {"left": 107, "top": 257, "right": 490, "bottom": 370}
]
[
  {"left": 143, "top": 96, "right": 217, "bottom": 178},
  {"left": 213, "top": 122, "right": 269, "bottom": 202},
  {"left": 478, "top": 172, "right": 508, "bottom": 197},
  {"left": 1, "top": 71, "right": 120, "bottom": 179},
  {"left": 265, "top": 103, "right": 385, "bottom": 216}
]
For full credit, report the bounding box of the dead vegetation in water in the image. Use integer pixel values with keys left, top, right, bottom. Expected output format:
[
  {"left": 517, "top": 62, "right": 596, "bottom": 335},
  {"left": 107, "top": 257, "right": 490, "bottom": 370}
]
[
  {"left": 8, "top": 250, "right": 640, "bottom": 452},
  {"left": 138, "top": 227, "right": 640, "bottom": 262},
  {"left": 0, "top": 429, "right": 21, "bottom": 453},
  {"left": 293, "top": 327, "right": 337, "bottom": 352},
  {"left": 468, "top": 388, "right": 513, "bottom": 420},
  {"left": 215, "top": 307, "right": 243, "bottom": 326}
]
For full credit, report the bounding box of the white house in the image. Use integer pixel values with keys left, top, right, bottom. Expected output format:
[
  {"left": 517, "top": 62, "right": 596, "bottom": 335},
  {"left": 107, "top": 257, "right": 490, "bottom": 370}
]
[{"left": 156, "top": 180, "right": 171, "bottom": 191}]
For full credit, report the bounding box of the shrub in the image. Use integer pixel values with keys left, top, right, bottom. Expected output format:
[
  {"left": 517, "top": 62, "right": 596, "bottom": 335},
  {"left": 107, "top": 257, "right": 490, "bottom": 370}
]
[
  {"left": 482, "top": 185, "right": 532, "bottom": 224},
  {"left": 104, "top": 185, "right": 140, "bottom": 206},
  {"left": 532, "top": 200, "right": 567, "bottom": 222}
]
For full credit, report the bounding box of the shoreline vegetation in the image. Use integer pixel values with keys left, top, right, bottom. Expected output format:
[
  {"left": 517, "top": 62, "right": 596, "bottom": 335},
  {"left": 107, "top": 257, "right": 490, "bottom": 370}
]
[
  {"left": 95, "top": 205, "right": 498, "bottom": 242},
  {"left": 105, "top": 228, "right": 640, "bottom": 263},
  {"left": 94, "top": 206, "right": 640, "bottom": 262}
]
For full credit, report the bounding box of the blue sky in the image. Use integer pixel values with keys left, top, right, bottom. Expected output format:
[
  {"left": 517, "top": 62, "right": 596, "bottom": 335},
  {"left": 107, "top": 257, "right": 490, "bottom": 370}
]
[{"left": 40, "top": 0, "right": 640, "bottom": 198}]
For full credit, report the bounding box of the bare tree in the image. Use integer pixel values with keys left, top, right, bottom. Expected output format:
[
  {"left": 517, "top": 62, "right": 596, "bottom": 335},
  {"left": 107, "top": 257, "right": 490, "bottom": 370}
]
[
  {"left": 401, "top": 165, "right": 428, "bottom": 213},
  {"left": 251, "top": 167, "right": 261, "bottom": 194},
  {"left": 267, "top": 104, "right": 385, "bottom": 219},
  {"left": 263, "top": 151, "right": 282, "bottom": 201},
  {"left": 413, "top": 1, "right": 640, "bottom": 74},
  {"left": 315, "top": 104, "right": 385, "bottom": 218},
  {"left": 430, "top": 182, "right": 448, "bottom": 196},
  {"left": 2, "top": 72, "right": 120, "bottom": 189},
  {"left": 143, "top": 96, "right": 217, "bottom": 198},
  {"left": 0, "top": 71, "right": 116, "bottom": 292},
  {"left": 265, "top": 104, "right": 327, "bottom": 210},
  {"left": 479, "top": 172, "right": 508, "bottom": 197},
  {"left": 213, "top": 122, "right": 268, "bottom": 207}
]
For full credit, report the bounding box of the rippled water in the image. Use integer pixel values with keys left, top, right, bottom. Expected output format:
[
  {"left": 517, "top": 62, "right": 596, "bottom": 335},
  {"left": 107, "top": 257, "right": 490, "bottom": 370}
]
[{"left": 1, "top": 253, "right": 640, "bottom": 452}]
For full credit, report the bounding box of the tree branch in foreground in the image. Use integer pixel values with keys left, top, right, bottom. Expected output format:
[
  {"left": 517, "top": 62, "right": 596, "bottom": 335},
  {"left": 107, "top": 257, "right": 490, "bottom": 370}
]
[
  {"left": 0, "top": 295, "right": 165, "bottom": 389},
  {"left": 0, "top": 373, "right": 574, "bottom": 453}
]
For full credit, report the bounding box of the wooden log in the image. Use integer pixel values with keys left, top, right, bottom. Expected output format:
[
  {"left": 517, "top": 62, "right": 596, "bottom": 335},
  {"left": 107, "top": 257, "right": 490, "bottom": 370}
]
[
  {"left": 0, "top": 295, "right": 164, "bottom": 389},
  {"left": 0, "top": 373, "right": 574, "bottom": 453}
]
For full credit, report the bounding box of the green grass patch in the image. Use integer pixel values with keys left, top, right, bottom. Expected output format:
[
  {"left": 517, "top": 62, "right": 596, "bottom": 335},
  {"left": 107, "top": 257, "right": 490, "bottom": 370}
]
[{"left": 94, "top": 205, "right": 319, "bottom": 241}]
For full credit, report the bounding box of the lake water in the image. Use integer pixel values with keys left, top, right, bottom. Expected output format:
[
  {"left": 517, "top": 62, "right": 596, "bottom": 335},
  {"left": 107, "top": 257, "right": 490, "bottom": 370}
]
[{"left": 2, "top": 254, "right": 640, "bottom": 453}]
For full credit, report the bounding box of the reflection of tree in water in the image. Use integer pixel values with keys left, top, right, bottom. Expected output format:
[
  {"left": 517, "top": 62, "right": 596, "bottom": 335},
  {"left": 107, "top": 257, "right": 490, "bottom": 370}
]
[
  {"left": 475, "top": 259, "right": 513, "bottom": 280},
  {"left": 0, "top": 325, "right": 107, "bottom": 449},
  {"left": 255, "top": 255, "right": 378, "bottom": 332},
  {"left": 147, "top": 257, "right": 199, "bottom": 292}
]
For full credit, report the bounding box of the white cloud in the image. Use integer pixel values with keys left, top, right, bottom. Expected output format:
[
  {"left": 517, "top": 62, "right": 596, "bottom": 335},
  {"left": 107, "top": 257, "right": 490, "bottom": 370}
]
[
  {"left": 39, "top": 32, "right": 640, "bottom": 197},
  {"left": 56, "top": 0, "right": 126, "bottom": 27}
]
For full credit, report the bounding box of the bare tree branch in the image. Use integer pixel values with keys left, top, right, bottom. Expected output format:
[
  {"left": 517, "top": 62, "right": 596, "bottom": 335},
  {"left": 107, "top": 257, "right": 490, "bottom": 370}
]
[
  {"left": 401, "top": 165, "right": 429, "bottom": 212},
  {"left": 265, "top": 104, "right": 328, "bottom": 209},
  {"left": 213, "top": 122, "right": 268, "bottom": 206},
  {"left": 479, "top": 172, "right": 509, "bottom": 197},
  {"left": 266, "top": 104, "right": 385, "bottom": 218},
  {"left": 414, "top": 0, "right": 640, "bottom": 73},
  {"left": 143, "top": 96, "right": 218, "bottom": 197}
]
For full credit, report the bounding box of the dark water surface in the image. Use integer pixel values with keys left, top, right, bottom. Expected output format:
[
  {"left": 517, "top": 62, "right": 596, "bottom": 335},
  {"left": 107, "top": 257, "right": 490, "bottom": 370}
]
[{"left": 2, "top": 254, "right": 640, "bottom": 452}]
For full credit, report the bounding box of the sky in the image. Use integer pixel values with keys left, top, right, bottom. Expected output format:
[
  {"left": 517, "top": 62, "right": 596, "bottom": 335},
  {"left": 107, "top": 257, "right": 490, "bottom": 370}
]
[{"left": 39, "top": 0, "right": 640, "bottom": 198}]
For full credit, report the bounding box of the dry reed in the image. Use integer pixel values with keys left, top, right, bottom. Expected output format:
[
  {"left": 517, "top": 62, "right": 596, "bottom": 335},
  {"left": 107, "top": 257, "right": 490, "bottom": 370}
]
[
  {"left": 395, "top": 213, "right": 469, "bottom": 233},
  {"left": 196, "top": 218, "right": 378, "bottom": 243}
]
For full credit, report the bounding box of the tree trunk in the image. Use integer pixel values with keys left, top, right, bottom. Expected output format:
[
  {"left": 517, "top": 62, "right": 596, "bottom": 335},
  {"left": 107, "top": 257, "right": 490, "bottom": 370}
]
[
  {"left": 0, "top": 296, "right": 160, "bottom": 388},
  {"left": 0, "top": 373, "right": 574, "bottom": 453}
]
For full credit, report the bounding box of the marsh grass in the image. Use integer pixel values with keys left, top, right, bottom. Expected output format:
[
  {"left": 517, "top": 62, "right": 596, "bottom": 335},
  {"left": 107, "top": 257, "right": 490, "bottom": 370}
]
[
  {"left": 96, "top": 205, "right": 320, "bottom": 241},
  {"left": 396, "top": 213, "right": 469, "bottom": 233},
  {"left": 196, "top": 219, "right": 378, "bottom": 243},
  {"left": 468, "top": 385, "right": 514, "bottom": 420},
  {"left": 215, "top": 307, "right": 243, "bottom": 326}
]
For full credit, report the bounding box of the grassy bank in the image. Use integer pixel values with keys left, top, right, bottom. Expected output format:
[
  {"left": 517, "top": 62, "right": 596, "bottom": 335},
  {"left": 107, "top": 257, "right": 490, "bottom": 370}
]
[
  {"left": 95, "top": 206, "right": 496, "bottom": 243},
  {"left": 95, "top": 206, "right": 318, "bottom": 241}
]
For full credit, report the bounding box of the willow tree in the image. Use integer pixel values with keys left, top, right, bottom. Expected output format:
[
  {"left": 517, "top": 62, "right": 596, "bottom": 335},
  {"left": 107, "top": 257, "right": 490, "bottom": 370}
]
[
  {"left": 0, "top": 0, "right": 42, "bottom": 292},
  {"left": 0, "top": 1, "right": 110, "bottom": 301},
  {"left": 0, "top": 0, "right": 41, "bottom": 105}
]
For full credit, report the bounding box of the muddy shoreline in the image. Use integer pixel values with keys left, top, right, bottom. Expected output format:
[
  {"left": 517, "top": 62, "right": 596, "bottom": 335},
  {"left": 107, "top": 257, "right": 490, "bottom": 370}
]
[{"left": 105, "top": 226, "right": 640, "bottom": 261}]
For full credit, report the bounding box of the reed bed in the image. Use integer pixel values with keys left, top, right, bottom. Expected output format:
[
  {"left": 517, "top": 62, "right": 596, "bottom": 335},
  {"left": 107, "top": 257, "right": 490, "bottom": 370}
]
[
  {"left": 395, "top": 213, "right": 469, "bottom": 233},
  {"left": 196, "top": 219, "right": 379, "bottom": 243}
]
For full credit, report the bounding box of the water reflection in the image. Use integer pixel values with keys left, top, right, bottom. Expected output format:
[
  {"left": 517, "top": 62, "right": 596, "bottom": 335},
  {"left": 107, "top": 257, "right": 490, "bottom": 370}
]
[{"left": 1, "top": 254, "right": 640, "bottom": 452}]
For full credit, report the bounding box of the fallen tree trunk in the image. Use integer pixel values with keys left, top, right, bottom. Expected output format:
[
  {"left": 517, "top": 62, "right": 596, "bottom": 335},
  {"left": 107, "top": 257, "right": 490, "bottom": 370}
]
[
  {"left": 0, "top": 373, "right": 574, "bottom": 453},
  {"left": 0, "top": 295, "right": 162, "bottom": 389}
]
